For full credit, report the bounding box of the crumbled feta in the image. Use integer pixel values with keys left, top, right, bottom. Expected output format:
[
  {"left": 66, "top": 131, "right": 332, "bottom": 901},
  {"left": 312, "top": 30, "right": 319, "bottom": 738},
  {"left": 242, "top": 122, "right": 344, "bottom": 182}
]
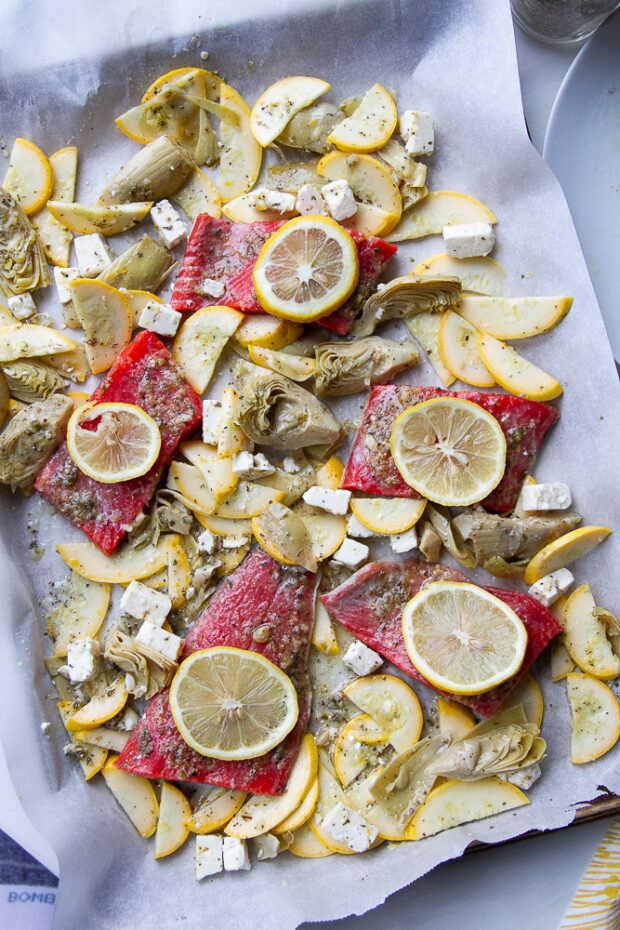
[
  {"left": 222, "top": 836, "right": 251, "bottom": 871},
  {"left": 322, "top": 179, "right": 357, "bottom": 221},
  {"left": 138, "top": 300, "right": 182, "bottom": 337},
  {"left": 8, "top": 292, "right": 36, "bottom": 320},
  {"left": 505, "top": 763, "right": 541, "bottom": 791},
  {"left": 221, "top": 534, "right": 250, "bottom": 549},
  {"left": 302, "top": 486, "right": 352, "bottom": 515},
  {"left": 232, "top": 451, "right": 275, "bottom": 479},
  {"left": 248, "top": 188, "right": 296, "bottom": 214},
  {"left": 295, "top": 183, "right": 327, "bottom": 216},
  {"left": 400, "top": 110, "right": 434, "bottom": 156},
  {"left": 59, "top": 638, "right": 101, "bottom": 684},
  {"left": 53, "top": 266, "right": 80, "bottom": 304},
  {"left": 202, "top": 400, "right": 222, "bottom": 445},
  {"left": 342, "top": 640, "right": 383, "bottom": 676},
  {"left": 346, "top": 513, "right": 378, "bottom": 538},
  {"left": 252, "top": 833, "right": 280, "bottom": 860},
  {"left": 73, "top": 233, "right": 114, "bottom": 276},
  {"left": 150, "top": 200, "right": 188, "bottom": 249},
  {"left": 195, "top": 835, "right": 224, "bottom": 879},
  {"left": 331, "top": 537, "right": 369, "bottom": 569},
  {"left": 135, "top": 621, "right": 183, "bottom": 662},
  {"left": 528, "top": 568, "right": 574, "bottom": 607},
  {"left": 282, "top": 455, "right": 301, "bottom": 474},
  {"left": 442, "top": 222, "right": 495, "bottom": 258},
  {"left": 40, "top": 721, "right": 51, "bottom": 734},
  {"left": 519, "top": 481, "right": 572, "bottom": 512},
  {"left": 320, "top": 802, "right": 378, "bottom": 853},
  {"left": 120, "top": 581, "right": 172, "bottom": 627},
  {"left": 390, "top": 526, "right": 419, "bottom": 554},
  {"left": 197, "top": 529, "right": 218, "bottom": 554},
  {"left": 196, "top": 277, "right": 226, "bottom": 299}
]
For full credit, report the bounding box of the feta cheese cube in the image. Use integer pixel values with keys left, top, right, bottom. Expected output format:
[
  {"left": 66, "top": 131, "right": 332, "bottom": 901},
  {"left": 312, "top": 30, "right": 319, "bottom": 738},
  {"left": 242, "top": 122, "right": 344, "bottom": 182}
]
[
  {"left": 302, "top": 486, "right": 352, "bottom": 515},
  {"left": 74, "top": 233, "right": 114, "bottom": 277},
  {"left": 390, "top": 526, "right": 419, "bottom": 554},
  {"left": 322, "top": 179, "right": 357, "bottom": 221},
  {"left": 195, "top": 835, "right": 224, "bottom": 879},
  {"left": 197, "top": 529, "right": 218, "bottom": 554},
  {"left": 221, "top": 534, "right": 250, "bottom": 549},
  {"left": 343, "top": 640, "right": 383, "bottom": 676},
  {"left": 505, "top": 763, "right": 541, "bottom": 791},
  {"left": 346, "top": 513, "right": 378, "bottom": 538},
  {"left": 53, "top": 266, "right": 80, "bottom": 304},
  {"left": 202, "top": 400, "right": 222, "bottom": 445},
  {"left": 138, "top": 300, "right": 182, "bottom": 337},
  {"left": 331, "top": 537, "right": 369, "bottom": 569},
  {"left": 400, "top": 110, "right": 434, "bottom": 156},
  {"left": 59, "top": 638, "right": 101, "bottom": 684},
  {"left": 442, "top": 222, "right": 495, "bottom": 259},
  {"left": 150, "top": 200, "right": 188, "bottom": 249},
  {"left": 8, "top": 292, "right": 37, "bottom": 320},
  {"left": 232, "top": 451, "right": 275, "bottom": 480},
  {"left": 248, "top": 187, "right": 296, "bottom": 214},
  {"left": 252, "top": 833, "right": 280, "bottom": 860},
  {"left": 120, "top": 580, "right": 172, "bottom": 627},
  {"left": 196, "top": 277, "right": 226, "bottom": 299},
  {"left": 295, "top": 184, "right": 327, "bottom": 216},
  {"left": 320, "top": 802, "right": 378, "bottom": 853},
  {"left": 222, "top": 836, "right": 251, "bottom": 871},
  {"left": 518, "top": 481, "right": 572, "bottom": 512},
  {"left": 528, "top": 568, "right": 574, "bottom": 607},
  {"left": 135, "top": 621, "right": 183, "bottom": 662}
]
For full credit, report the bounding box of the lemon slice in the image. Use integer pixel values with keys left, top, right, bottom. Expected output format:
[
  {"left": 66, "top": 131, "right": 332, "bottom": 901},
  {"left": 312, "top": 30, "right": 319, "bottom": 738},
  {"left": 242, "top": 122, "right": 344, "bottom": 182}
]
[
  {"left": 390, "top": 397, "right": 506, "bottom": 507},
  {"left": 566, "top": 673, "right": 620, "bottom": 764},
  {"left": 253, "top": 216, "right": 359, "bottom": 322},
  {"left": 523, "top": 526, "right": 612, "bottom": 585},
  {"left": 3, "top": 138, "right": 54, "bottom": 215},
  {"left": 402, "top": 581, "right": 528, "bottom": 695},
  {"left": 350, "top": 497, "right": 427, "bottom": 535},
  {"left": 327, "top": 84, "right": 397, "bottom": 153},
  {"left": 169, "top": 646, "right": 299, "bottom": 761},
  {"left": 438, "top": 310, "right": 495, "bottom": 388},
  {"left": 66, "top": 401, "right": 161, "bottom": 483}
]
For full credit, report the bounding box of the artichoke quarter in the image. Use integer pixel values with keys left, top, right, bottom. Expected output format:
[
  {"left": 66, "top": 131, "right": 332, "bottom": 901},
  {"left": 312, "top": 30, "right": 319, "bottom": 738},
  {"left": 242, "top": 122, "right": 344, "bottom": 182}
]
[
  {"left": 0, "top": 187, "right": 50, "bottom": 299},
  {"left": 314, "top": 336, "right": 419, "bottom": 396},
  {"left": 0, "top": 393, "right": 73, "bottom": 492},
  {"left": 352, "top": 274, "right": 461, "bottom": 337},
  {"left": 2, "top": 359, "right": 65, "bottom": 404}
]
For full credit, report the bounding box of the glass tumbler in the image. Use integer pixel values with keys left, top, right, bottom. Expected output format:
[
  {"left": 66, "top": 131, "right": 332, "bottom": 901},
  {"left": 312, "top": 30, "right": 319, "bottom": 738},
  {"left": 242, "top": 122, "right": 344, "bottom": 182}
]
[{"left": 510, "top": 0, "right": 620, "bottom": 45}]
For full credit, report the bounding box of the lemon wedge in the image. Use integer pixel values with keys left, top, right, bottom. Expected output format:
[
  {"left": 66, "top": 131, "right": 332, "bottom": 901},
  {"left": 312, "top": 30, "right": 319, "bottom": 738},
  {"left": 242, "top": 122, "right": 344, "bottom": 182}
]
[
  {"left": 249, "top": 76, "right": 330, "bottom": 146},
  {"left": 390, "top": 397, "right": 506, "bottom": 507},
  {"left": 350, "top": 497, "right": 427, "bottom": 535},
  {"left": 566, "top": 673, "right": 620, "bottom": 764},
  {"left": 66, "top": 401, "right": 161, "bottom": 484},
  {"left": 402, "top": 581, "right": 528, "bottom": 695},
  {"left": 477, "top": 333, "right": 563, "bottom": 402},
  {"left": 438, "top": 310, "right": 495, "bottom": 387},
  {"left": 3, "top": 138, "right": 53, "bottom": 215},
  {"left": 523, "top": 526, "right": 612, "bottom": 585},
  {"left": 170, "top": 647, "right": 299, "bottom": 761},
  {"left": 327, "top": 84, "right": 397, "bottom": 153}
]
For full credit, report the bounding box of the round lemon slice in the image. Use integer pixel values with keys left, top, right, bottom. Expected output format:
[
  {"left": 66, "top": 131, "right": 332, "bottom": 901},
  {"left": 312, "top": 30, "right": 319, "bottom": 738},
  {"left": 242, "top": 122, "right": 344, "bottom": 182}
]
[
  {"left": 169, "top": 647, "right": 299, "bottom": 761},
  {"left": 253, "top": 216, "right": 359, "bottom": 322},
  {"left": 350, "top": 496, "right": 427, "bottom": 535},
  {"left": 3, "top": 138, "right": 54, "bottom": 215},
  {"left": 390, "top": 397, "right": 506, "bottom": 507},
  {"left": 402, "top": 581, "right": 528, "bottom": 695},
  {"left": 66, "top": 401, "right": 161, "bottom": 484}
]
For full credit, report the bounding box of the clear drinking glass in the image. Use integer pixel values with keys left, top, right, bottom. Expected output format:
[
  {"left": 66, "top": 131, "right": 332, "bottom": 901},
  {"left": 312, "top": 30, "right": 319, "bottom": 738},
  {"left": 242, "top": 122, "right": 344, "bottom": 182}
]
[{"left": 510, "top": 0, "right": 620, "bottom": 45}]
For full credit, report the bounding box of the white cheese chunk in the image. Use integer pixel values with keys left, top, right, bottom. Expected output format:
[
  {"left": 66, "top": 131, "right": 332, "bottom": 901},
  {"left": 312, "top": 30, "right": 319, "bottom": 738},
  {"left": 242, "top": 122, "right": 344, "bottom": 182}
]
[
  {"left": 249, "top": 188, "right": 296, "bottom": 214},
  {"left": 295, "top": 183, "right": 327, "bottom": 216},
  {"left": 150, "top": 199, "right": 188, "bottom": 249},
  {"left": 221, "top": 534, "right": 250, "bottom": 549},
  {"left": 252, "top": 833, "right": 280, "bottom": 860},
  {"left": 202, "top": 400, "right": 222, "bottom": 445},
  {"left": 135, "top": 621, "right": 183, "bottom": 662},
  {"left": 195, "top": 835, "right": 224, "bottom": 879},
  {"left": 442, "top": 222, "right": 495, "bottom": 258},
  {"left": 331, "top": 537, "right": 369, "bottom": 569},
  {"left": 53, "top": 266, "right": 80, "bottom": 304},
  {"left": 282, "top": 455, "right": 301, "bottom": 474},
  {"left": 232, "top": 451, "right": 275, "bottom": 480},
  {"left": 138, "top": 300, "right": 182, "bottom": 337},
  {"left": 519, "top": 481, "right": 572, "bottom": 512},
  {"left": 505, "top": 763, "right": 541, "bottom": 791},
  {"left": 73, "top": 233, "right": 114, "bottom": 277},
  {"left": 120, "top": 581, "right": 172, "bottom": 627},
  {"left": 197, "top": 529, "right": 218, "bottom": 554},
  {"left": 346, "top": 513, "right": 378, "bottom": 538},
  {"left": 302, "top": 486, "right": 352, "bottom": 515},
  {"left": 322, "top": 179, "right": 357, "bottom": 221},
  {"left": 196, "top": 277, "right": 226, "bottom": 299},
  {"left": 222, "top": 836, "right": 251, "bottom": 871},
  {"left": 400, "top": 110, "right": 434, "bottom": 156},
  {"left": 390, "top": 526, "right": 419, "bottom": 554},
  {"left": 528, "top": 568, "right": 574, "bottom": 607},
  {"left": 342, "top": 640, "right": 383, "bottom": 676},
  {"left": 8, "top": 292, "right": 37, "bottom": 320},
  {"left": 59, "top": 637, "right": 101, "bottom": 684},
  {"left": 320, "top": 802, "right": 378, "bottom": 853}
]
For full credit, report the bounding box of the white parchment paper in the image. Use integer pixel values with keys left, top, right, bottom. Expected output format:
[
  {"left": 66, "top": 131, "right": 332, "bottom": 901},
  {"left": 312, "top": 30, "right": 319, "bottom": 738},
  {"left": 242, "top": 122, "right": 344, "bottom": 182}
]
[{"left": 1, "top": 2, "right": 620, "bottom": 928}]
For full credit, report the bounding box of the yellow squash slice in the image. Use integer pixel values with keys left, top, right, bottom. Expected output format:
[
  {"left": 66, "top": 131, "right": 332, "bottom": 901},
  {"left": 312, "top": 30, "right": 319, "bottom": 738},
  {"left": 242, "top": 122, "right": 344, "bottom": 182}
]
[
  {"left": 566, "top": 673, "right": 620, "bottom": 764},
  {"left": 350, "top": 496, "right": 427, "bottom": 535},
  {"left": 457, "top": 294, "right": 572, "bottom": 339},
  {"left": 3, "top": 138, "right": 53, "bottom": 215},
  {"left": 406, "top": 777, "right": 529, "bottom": 839},
  {"left": 344, "top": 674, "right": 423, "bottom": 753},
  {"left": 173, "top": 306, "right": 243, "bottom": 393},
  {"left": 438, "top": 310, "right": 495, "bottom": 387},
  {"left": 102, "top": 754, "right": 159, "bottom": 838},
  {"left": 387, "top": 191, "right": 497, "bottom": 242},
  {"left": 65, "top": 676, "right": 128, "bottom": 730},
  {"left": 523, "top": 526, "right": 612, "bottom": 585},
  {"left": 250, "top": 76, "right": 331, "bottom": 147},
  {"left": 51, "top": 571, "right": 110, "bottom": 657},
  {"left": 57, "top": 534, "right": 180, "bottom": 584},
  {"left": 32, "top": 146, "right": 78, "bottom": 266},
  {"left": 0, "top": 324, "right": 76, "bottom": 363},
  {"left": 477, "top": 333, "right": 563, "bottom": 401},
  {"left": 414, "top": 254, "right": 506, "bottom": 296},
  {"left": 562, "top": 584, "right": 620, "bottom": 680},
  {"left": 185, "top": 788, "right": 247, "bottom": 835},
  {"left": 154, "top": 782, "right": 192, "bottom": 858},
  {"left": 70, "top": 279, "right": 132, "bottom": 374},
  {"left": 219, "top": 83, "right": 262, "bottom": 203},
  {"left": 47, "top": 201, "right": 152, "bottom": 236},
  {"left": 327, "top": 84, "right": 397, "bottom": 153},
  {"left": 171, "top": 167, "right": 221, "bottom": 221}
]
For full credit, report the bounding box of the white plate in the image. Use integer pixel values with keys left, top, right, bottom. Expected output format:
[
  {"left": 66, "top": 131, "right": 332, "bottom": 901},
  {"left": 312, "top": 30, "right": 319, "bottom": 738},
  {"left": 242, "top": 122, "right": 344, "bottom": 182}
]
[{"left": 543, "top": 9, "right": 620, "bottom": 359}]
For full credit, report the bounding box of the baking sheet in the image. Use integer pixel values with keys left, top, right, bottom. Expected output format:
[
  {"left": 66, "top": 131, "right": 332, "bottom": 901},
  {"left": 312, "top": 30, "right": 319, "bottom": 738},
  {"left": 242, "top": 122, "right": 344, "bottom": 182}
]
[{"left": 1, "top": 1, "right": 620, "bottom": 928}]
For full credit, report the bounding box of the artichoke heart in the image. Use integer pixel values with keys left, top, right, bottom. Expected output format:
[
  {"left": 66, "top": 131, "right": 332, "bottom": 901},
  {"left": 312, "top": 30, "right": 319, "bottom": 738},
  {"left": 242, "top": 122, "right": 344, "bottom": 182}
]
[
  {"left": 105, "top": 627, "right": 177, "bottom": 699},
  {"left": 425, "top": 723, "right": 545, "bottom": 781},
  {"left": 452, "top": 511, "right": 582, "bottom": 567},
  {"left": 98, "top": 136, "right": 195, "bottom": 206},
  {"left": 314, "top": 336, "right": 419, "bottom": 396},
  {"left": 99, "top": 234, "right": 175, "bottom": 291},
  {"left": 352, "top": 274, "right": 461, "bottom": 337},
  {"left": 0, "top": 393, "right": 73, "bottom": 492},
  {"left": 277, "top": 102, "right": 340, "bottom": 154},
  {"left": 0, "top": 188, "right": 50, "bottom": 299},
  {"left": 2, "top": 360, "right": 65, "bottom": 404},
  {"left": 233, "top": 361, "right": 343, "bottom": 450}
]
